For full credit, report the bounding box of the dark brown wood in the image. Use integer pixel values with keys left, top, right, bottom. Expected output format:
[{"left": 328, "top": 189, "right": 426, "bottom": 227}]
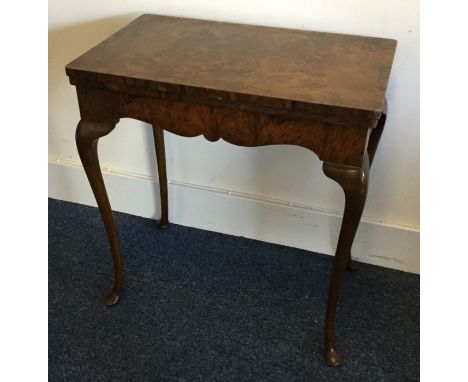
[
  {"left": 75, "top": 87, "right": 369, "bottom": 167},
  {"left": 66, "top": 14, "right": 396, "bottom": 130},
  {"left": 75, "top": 120, "right": 124, "bottom": 306},
  {"left": 66, "top": 14, "right": 396, "bottom": 366},
  {"left": 152, "top": 125, "right": 169, "bottom": 228},
  {"left": 322, "top": 153, "right": 370, "bottom": 366},
  {"left": 368, "top": 99, "right": 388, "bottom": 168},
  {"left": 344, "top": 100, "right": 388, "bottom": 273}
]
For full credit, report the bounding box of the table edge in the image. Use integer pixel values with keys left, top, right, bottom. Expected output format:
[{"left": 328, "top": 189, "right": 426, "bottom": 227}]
[{"left": 66, "top": 67, "right": 383, "bottom": 129}]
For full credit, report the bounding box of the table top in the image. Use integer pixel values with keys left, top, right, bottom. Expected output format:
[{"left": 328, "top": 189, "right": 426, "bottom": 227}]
[{"left": 66, "top": 14, "right": 396, "bottom": 125}]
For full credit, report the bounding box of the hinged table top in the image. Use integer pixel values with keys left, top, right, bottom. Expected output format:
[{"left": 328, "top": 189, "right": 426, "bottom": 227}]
[{"left": 66, "top": 14, "right": 396, "bottom": 126}]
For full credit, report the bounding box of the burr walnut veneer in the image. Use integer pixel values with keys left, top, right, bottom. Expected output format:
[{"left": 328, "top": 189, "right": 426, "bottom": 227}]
[{"left": 66, "top": 14, "right": 396, "bottom": 367}]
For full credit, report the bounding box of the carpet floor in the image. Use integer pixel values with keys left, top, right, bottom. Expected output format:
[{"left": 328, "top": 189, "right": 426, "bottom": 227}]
[{"left": 49, "top": 198, "right": 419, "bottom": 381}]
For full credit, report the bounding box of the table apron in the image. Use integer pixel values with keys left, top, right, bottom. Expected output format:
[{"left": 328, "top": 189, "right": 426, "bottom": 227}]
[{"left": 76, "top": 85, "right": 370, "bottom": 167}]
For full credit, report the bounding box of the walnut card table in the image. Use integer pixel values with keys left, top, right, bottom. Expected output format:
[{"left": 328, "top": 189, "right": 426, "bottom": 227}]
[{"left": 66, "top": 14, "right": 396, "bottom": 366}]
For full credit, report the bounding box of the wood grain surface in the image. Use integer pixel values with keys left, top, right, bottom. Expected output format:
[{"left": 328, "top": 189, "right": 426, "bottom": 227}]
[{"left": 67, "top": 14, "right": 396, "bottom": 128}]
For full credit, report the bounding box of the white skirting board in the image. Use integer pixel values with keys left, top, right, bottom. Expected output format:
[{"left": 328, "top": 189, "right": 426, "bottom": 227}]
[{"left": 48, "top": 160, "right": 420, "bottom": 274}]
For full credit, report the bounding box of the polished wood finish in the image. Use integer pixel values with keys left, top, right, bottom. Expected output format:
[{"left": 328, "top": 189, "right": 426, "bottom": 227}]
[
  {"left": 75, "top": 120, "right": 123, "bottom": 306},
  {"left": 66, "top": 14, "right": 396, "bottom": 130},
  {"left": 66, "top": 14, "right": 396, "bottom": 366},
  {"left": 120, "top": 88, "right": 369, "bottom": 166},
  {"left": 152, "top": 125, "right": 169, "bottom": 228},
  {"left": 322, "top": 153, "right": 370, "bottom": 366}
]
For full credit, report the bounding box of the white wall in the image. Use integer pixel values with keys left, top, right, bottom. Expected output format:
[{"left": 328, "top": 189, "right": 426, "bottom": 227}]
[{"left": 49, "top": 1, "right": 420, "bottom": 272}]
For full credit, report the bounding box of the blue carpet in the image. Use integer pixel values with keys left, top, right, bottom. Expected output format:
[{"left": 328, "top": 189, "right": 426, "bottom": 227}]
[{"left": 48, "top": 198, "right": 419, "bottom": 381}]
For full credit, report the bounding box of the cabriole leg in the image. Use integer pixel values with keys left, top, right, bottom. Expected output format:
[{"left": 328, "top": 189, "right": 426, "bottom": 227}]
[
  {"left": 152, "top": 125, "right": 169, "bottom": 229},
  {"left": 75, "top": 120, "right": 123, "bottom": 306},
  {"left": 346, "top": 102, "right": 387, "bottom": 273},
  {"left": 322, "top": 153, "right": 369, "bottom": 366}
]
